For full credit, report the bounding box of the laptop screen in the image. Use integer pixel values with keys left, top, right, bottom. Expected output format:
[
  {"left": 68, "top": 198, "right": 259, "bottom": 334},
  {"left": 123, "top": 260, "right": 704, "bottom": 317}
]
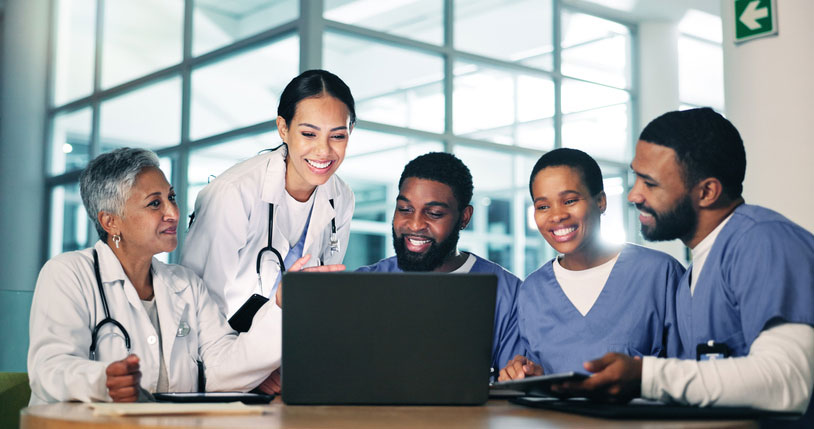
[{"left": 281, "top": 272, "right": 497, "bottom": 405}]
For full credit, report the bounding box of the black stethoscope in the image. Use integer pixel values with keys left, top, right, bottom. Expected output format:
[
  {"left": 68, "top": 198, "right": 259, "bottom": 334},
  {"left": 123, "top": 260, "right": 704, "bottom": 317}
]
[
  {"left": 88, "top": 249, "right": 192, "bottom": 360},
  {"left": 252, "top": 143, "right": 341, "bottom": 294},
  {"left": 255, "top": 199, "right": 339, "bottom": 294},
  {"left": 89, "top": 249, "right": 131, "bottom": 360}
]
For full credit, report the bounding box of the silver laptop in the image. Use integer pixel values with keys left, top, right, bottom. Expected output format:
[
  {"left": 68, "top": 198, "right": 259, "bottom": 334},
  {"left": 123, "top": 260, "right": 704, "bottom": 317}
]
[{"left": 281, "top": 272, "right": 497, "bottom": 405}]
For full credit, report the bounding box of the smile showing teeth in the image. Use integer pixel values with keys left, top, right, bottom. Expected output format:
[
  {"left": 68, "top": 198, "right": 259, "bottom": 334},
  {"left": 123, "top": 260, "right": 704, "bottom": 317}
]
[
  {"left": 552, "top": 226, "right": 577, "bottom": 237},
  {"left": 639, "top": 211, "right": 654, "bottom": 218},
  {"left": 408, "top": 237, "right": 431, "bottom": 245},
  {"left": 306, "top": 159, "right": 332, "bottom": 169}
]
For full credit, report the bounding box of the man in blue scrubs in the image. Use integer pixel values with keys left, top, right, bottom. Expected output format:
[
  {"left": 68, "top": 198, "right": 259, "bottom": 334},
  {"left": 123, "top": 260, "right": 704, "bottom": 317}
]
[
  {"left": 557, "top": 108, "right": 814, "bottom": 417},
  {"left": 357, "top": 152, "right": 522, "bottom": 371}
]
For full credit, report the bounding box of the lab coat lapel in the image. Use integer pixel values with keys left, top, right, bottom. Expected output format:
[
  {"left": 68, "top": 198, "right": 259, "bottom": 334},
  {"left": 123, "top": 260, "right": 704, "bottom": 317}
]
[
  {"left": 260, "top": 148, "right": 290, "bottom": 265},
  {"left": 151, "top": 261, "right": 191, "bottom": 388},
  {"left": 303, "top": 184, "right": 336, "bottom": 259},
  {"left": 94, "top": 241, "right": 143, "bottom": 315}
]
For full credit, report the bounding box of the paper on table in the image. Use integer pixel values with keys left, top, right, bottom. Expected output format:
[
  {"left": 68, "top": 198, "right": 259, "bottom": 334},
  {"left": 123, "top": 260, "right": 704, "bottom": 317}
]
[{"left": 88, "top": 402, "right": 267, "bottom": 417}]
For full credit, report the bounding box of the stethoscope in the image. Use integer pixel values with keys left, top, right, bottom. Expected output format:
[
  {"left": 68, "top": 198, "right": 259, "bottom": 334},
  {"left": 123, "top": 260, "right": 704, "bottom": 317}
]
[
  {"left": 89, "top": 249, "right": 131, "bottom": 360},
  {"left": 88, "top": 249, "right": 191, "bottom": 360},
  {"left": 253, "top": 144, "right": 341, "bottom": 295},
  {"left": 255, "top": 199, "right": 339, "bottom": 295}
]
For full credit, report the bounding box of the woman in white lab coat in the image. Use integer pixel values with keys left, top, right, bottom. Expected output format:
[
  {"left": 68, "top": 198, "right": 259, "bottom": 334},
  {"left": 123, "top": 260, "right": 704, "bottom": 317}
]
[
  {"left": 28, "top": 148, "right": 286, "bottom": 404},
  {"left": 181, "top": 69, "right": 356, "bottom": 316}
]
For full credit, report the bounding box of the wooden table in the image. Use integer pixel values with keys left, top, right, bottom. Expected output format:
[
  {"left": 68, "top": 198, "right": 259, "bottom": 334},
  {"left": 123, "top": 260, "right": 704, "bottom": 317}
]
[{"left": 21, "top": 398, "right": 757, "bottom": 429}]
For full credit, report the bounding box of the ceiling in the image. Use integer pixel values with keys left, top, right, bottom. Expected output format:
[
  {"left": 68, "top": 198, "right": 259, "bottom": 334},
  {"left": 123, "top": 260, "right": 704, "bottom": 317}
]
[{"left": 567, "top": 0, "right": 720, "bottom": 23}]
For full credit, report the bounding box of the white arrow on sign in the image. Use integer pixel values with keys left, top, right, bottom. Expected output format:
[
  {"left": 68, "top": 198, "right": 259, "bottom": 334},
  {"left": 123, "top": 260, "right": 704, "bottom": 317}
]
[{"left": 739, "top": 1, "right": 769, "bottom": 30}]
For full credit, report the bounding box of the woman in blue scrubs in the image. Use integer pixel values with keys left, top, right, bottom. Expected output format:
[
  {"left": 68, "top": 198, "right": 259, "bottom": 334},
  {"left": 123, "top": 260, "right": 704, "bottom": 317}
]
[{"left": 499, "top": 148, "right": 684, "bottom": 380}]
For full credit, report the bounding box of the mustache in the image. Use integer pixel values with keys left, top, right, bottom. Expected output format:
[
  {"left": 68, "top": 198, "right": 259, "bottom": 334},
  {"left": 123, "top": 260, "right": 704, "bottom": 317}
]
[{"left": 634, "top": 203, "right": 657, "bottom": 217}]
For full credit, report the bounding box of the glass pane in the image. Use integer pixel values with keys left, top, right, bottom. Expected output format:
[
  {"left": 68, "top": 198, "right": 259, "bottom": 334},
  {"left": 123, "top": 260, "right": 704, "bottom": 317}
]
[
  {"left": 50, "top": 108, "right": 92, "bottom": 175},
  {"left": 325, "top": 0, "right": 442, "bottom": 45},
  {"left": 455, "top": 0, "right": 553, "bottom": 70},
  {"left": 49, "top": 183, "right": 88, "bottom": 257},
  {"left": 342, "top": 139, "right": 444, "bottom": 190},
  {"left": 187, "top": 132, "right": 280, "bottom": 218},
  {"left": 100, "top": 77, "right": 182, "bottom": 151},
  {"left": 53, "top": 0, "right": 96, "bottom": 105},
  {"left": 454, "top": 145, "right": 519, "bottom": 272},
  {"left": 190, "top": 36, "right": 298, "bottom": 140},
  {"left": 561, "top": 10, "right": 630, "bottom": 88},
  {"left": 101, "top": 0, "right": 183, "bottom": 88},
  {"left": 453, "top": 61, "right": 554, "bottom": 149},
  {"left": 193, "top": 0, "right": 298, "bottom": 56},
  {"left": 679, "top": 9, "right": 722, "bottom": 43},
  {"left": 324, "top": 31, "right": 444, "bottom": 133},
  {"left": 600, "top": 174, "right": 627, "bottom": 245},
  {"left": 561, "top": 78, "right": 630, "bottom": 162},
  {"left": 678, "top": 36, "right": 724, "bottom": 111}
]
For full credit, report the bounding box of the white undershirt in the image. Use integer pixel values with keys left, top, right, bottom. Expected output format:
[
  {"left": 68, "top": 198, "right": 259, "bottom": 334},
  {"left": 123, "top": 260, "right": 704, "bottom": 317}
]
[
  {"left": 450, "top": 253, "right": 477, "bottom": 273},
  {"left": 689, "top": 212, "right": 733, "bottom": 294},
  {"left": 279, "top": 191, "right": 315, "bottom": 247},
  {"left": 641, "top": 215, "right": 814, "bottom": 412},
  {"left": 552, "top": 254, "right": 619, "bottom": 316}
]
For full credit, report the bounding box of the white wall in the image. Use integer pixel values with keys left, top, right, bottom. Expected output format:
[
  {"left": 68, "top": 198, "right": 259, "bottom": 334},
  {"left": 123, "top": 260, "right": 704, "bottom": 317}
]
[{"left": 722, "top": 0, "right": 814, "bottom": 232}]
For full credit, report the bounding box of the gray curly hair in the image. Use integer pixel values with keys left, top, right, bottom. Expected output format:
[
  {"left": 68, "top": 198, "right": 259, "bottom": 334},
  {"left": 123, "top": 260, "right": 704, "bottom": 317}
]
[{"left": 79, "top": 148, "right": 161, "bottom": 242}]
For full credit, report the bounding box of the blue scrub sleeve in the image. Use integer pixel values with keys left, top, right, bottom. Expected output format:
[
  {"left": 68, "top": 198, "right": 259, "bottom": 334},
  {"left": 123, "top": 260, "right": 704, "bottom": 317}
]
[{"left": 726, "top": 222, "right": 814, "bottom": 345}]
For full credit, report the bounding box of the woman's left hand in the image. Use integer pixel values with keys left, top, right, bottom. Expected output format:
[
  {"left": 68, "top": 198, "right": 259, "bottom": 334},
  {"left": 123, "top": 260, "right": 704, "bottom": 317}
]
[{"left": 275, "top": 254, "right": 346, "bottom": 307}]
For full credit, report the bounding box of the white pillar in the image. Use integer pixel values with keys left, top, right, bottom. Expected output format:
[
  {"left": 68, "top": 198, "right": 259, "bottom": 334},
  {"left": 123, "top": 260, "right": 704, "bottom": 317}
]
[
  {"left": 0, "top": 0, "right": 49, "bottom": 369},
  {"left": 636, "top": 20, "right": 687, "bottom": 263},
  {"left": 722, "top": 0, "right": 814, "bottom": 232}
]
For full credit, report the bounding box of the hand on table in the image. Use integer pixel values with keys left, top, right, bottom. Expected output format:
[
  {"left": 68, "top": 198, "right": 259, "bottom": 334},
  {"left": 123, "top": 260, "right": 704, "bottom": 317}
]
[
  {"left": 256, "top": 368, "right": 282, "bottom": 395},
  {"left": 498, "top": 355, "right": 543, "bottom": 381},
  {"left": 105, "top": 354, "right": 142, "bottom": 402},
  {"left": 550, "top": 352, "right": 642, "bottom": 403}
]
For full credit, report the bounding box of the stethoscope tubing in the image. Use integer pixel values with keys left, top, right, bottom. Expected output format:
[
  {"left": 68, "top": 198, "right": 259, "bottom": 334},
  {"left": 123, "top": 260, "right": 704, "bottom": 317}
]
[{"left": 89, "top": 249, "right": 132, "bottom": 360}]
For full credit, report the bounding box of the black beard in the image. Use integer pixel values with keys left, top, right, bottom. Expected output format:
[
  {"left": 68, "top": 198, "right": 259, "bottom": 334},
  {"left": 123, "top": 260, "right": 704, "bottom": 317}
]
[
  {"left": 392, "top": 222, "right": 461, "bottom": 272},
  {"left": 638, "top": 194, "right": 698, "bottom": 242}
]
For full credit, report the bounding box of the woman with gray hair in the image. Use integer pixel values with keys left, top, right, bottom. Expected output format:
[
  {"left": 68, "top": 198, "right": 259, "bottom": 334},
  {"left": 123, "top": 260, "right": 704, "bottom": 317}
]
[{"left": 28, "top": 148, "right": 282, "bottom": 404}]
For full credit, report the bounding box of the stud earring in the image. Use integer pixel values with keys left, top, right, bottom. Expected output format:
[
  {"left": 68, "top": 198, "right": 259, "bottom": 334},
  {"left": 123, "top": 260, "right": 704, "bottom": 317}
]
[{"left": 112, "top": 234, "right": 121, "bottom": 249}]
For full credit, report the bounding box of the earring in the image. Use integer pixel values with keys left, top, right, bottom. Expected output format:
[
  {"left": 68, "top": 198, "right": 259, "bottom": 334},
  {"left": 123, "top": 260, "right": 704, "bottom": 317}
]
[{"left": 112, "top": 234, "right": 121, "bottom": 249}]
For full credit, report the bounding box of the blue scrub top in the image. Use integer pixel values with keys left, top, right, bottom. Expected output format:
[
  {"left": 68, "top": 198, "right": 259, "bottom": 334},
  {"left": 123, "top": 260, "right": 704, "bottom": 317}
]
[
  {"left": 357, "top": 253, "right": 522, "bottom": 369},
  {"left": 675, "top": 204, "right": 814, "bottom": 360},
  {"left": 518, "top": 243, "right": 684, "bottom": 374}
]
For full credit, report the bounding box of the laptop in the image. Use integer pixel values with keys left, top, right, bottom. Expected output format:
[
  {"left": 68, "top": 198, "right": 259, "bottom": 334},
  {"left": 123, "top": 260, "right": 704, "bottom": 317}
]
[{"left": 281, "top": 272, "right": 497, "bottom": 405}]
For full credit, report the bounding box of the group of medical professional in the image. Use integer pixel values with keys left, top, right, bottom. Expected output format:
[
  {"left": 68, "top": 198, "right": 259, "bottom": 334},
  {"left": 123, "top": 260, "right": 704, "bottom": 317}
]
[{"left": 26, "top": 69, "right": 814, "bottom": 421}]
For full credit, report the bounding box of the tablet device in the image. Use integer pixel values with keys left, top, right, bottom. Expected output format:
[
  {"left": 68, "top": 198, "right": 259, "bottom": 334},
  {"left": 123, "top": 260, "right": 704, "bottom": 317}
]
[
  {"left": 153, "top": 392, "right": 274, "bottom": 404},
  {"left": 489, "top": 372, "right": 589, "bottom": 397},
  {"left": 228, "top": 293, "right": 269, "bottom": 332}
]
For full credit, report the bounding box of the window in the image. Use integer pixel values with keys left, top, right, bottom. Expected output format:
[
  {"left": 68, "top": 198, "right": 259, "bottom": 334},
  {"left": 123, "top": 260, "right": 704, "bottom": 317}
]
[{"left": 46, "top": 1, "right": 636, "bottom": 277}]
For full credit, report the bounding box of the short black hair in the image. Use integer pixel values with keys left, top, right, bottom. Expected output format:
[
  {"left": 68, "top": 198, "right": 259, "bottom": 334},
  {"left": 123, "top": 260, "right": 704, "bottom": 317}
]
[
  {"left": 529, "top": 148, "right": 604, "bottom": 199},
  {"left": 640, "top": 107, "right": 745, "bottom": 199},
  {"left": 277, "top": 69, "right": 356, "bottom": 127},
  {"left": 399, "top": 152, "right": 473, "bottom": 211}
]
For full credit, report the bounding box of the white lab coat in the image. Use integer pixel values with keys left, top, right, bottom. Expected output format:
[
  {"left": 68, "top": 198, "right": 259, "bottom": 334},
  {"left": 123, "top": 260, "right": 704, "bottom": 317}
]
[
  {"left": 180, "top": 147, "right": 355, "bottom": 316},
  {"left": 27, "top": 241, "right": 282, "bottom": 405}
]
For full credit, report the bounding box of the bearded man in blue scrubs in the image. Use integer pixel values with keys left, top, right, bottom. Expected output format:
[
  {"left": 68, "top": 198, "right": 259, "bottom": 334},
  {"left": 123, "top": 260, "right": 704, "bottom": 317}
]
[
  {"left": 555, "top": 108, "right": 814, "bottom": 419},
  {"left": 357, "top": 152, "right": 522, "bottom": 371}
]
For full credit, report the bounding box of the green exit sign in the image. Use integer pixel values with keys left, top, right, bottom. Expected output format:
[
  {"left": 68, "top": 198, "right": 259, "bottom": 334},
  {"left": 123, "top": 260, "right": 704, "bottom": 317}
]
[{"left": 735, "top": 0, "right": 777, "bottom": 42}]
